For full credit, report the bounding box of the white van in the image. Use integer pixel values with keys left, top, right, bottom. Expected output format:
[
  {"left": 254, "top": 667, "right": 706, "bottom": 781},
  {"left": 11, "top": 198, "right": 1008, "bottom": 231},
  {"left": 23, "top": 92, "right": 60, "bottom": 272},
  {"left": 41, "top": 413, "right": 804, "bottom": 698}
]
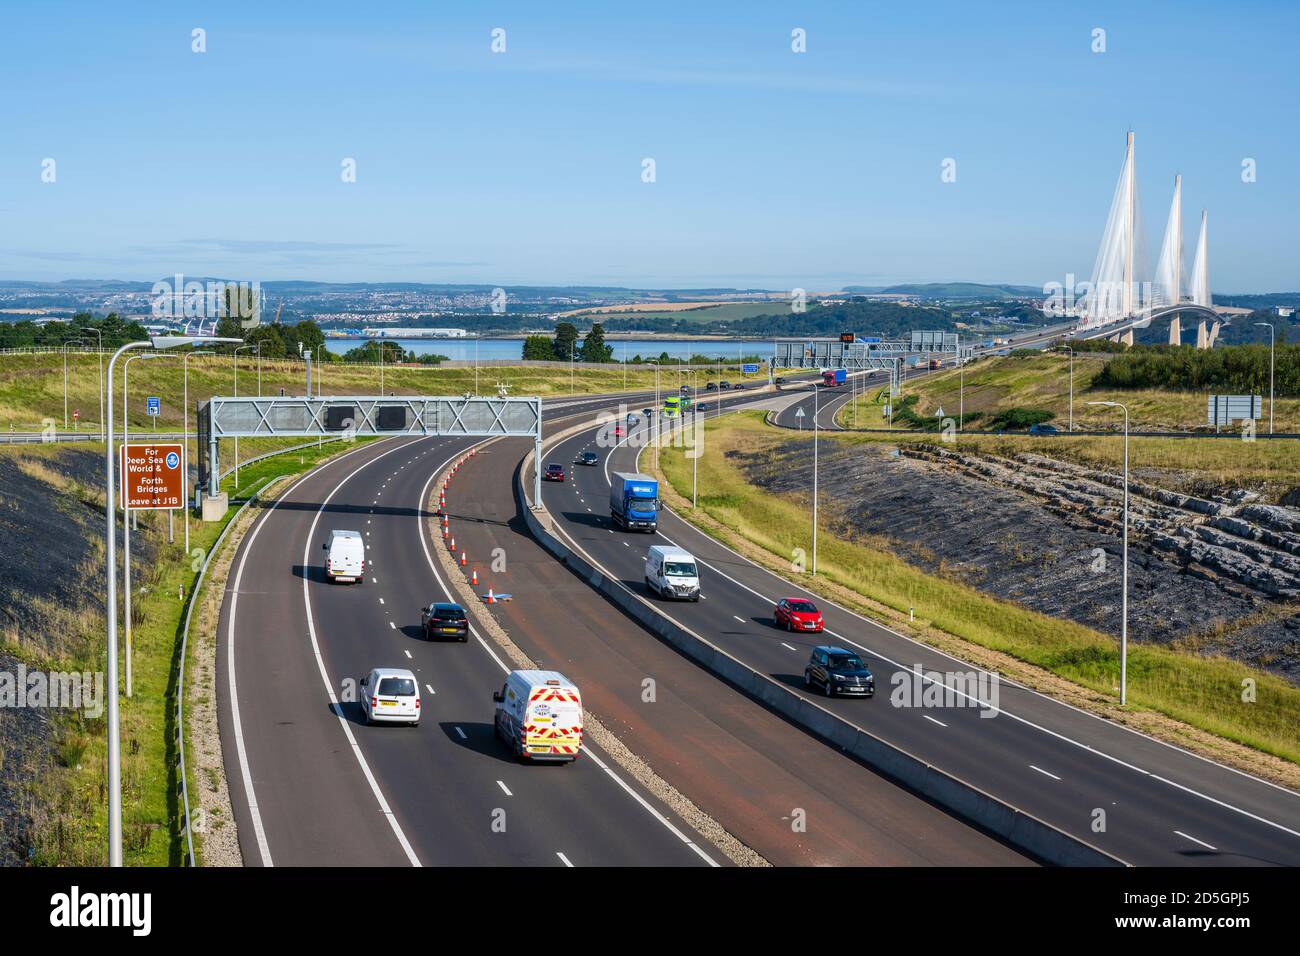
[
  {"left": 645, "top": 545, "right": 701, "bottom": 601},
  {"left": 493, "top": 670, "right": 583, "bottom": 762},
  {"left": 324, "top": 529, "right": 365, "bottom": 583},
  {"left": 359, "top": 668, "right": 420, "bottom": 726}
]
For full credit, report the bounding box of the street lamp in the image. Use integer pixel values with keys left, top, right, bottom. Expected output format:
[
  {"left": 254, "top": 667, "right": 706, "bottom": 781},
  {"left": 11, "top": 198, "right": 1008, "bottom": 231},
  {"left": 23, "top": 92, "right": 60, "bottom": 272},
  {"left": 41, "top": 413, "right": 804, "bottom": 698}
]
[
  {"left": 812, "top": 381, "right": 821, "bottom": 576},
  {"left": 81, "top": 326, "right": 105, "bottom": 440},
  {"left": 122, "top": 352, "right": 179, "bottom": 699},
  {"left": 1254, "top": 323, "right": 1275, "bottom": 435},
  {"left": 233, "top": 345, "right": 255, "bottom": 489},
  {"left": 1063, "top": 346, "right": 1075, "bottom": 431},
  {"left": 647, "top": 360, "right": 660, "bottom": 448},
  {"left": 103, "top": 334, "right": 236, "bottom": 866},
  {"left": 62, "top": 338, "right": 88, "bottom": 430},
  {"left": 677, "top": 368, "right": 701, "bottom": 507},
  {"left": 183, "top": 350, "right": 213, "bottom": 556},
  {"left": 1087, "top": 399, "right": 1129, "bottom": 706}
]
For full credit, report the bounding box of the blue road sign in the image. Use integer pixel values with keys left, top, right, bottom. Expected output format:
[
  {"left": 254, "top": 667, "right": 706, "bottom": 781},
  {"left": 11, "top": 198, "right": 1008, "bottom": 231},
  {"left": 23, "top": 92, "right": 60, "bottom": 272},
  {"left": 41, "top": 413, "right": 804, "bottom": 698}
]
[
  {"left": 165, "top": 451, "right": 180, "bottom": 469},
  {"left": 147, "top": 396, "right": 160, "bottom": 416},
  {"left": 741, "top": 363, "right": 759, "bottom": 374}
]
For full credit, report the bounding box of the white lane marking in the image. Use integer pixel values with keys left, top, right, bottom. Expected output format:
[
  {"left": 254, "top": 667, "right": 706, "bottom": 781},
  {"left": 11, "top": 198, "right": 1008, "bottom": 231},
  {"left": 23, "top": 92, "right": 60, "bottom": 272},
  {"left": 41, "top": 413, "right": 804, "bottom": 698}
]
[
  {"left": 1174, "top": 830, "right": 1217, "bottom": 851},
  {"left": 780, "top": 642, "right": 797, "bottom": 651},
  {"left": 455, "top": 726, "right": 467, "bottom": 740},
  {"left": 556, "top": 852, "right": 574, "bottom": 867},
  {"left": 389, "top": 621, "right": 396, "bottom": 630},
  {"left": 225, "top": 437, "right": 406, "bottom": 867},
  {"left": 923, "top": 715, "right": 948, "bottom": 728},
  {"left": 425, "top": 684, "right": 436, "bottom": 695},
  {"left": 378, "top": 597, "right": 384, "bottom": 605},
  {"left": 415, "top": 456, "right": 718, "bottom": 868},
  {"left": 1030, "top": 765, "right": 1061, "bottom": 781},
  {"left": 636, "top": 503, "right": 1300, "bottom": 844},
  {"left": 404, "top": 649, "right": 412, "bottom": 659},
  {"left": 732, "top": 615, "right": 745, "bottom": 623},
  {"left": 497, "top": 780, "right": 513, "bottom": 797},
  {"left": 299, "top": 439, "right": 432, "bottom": 866}
]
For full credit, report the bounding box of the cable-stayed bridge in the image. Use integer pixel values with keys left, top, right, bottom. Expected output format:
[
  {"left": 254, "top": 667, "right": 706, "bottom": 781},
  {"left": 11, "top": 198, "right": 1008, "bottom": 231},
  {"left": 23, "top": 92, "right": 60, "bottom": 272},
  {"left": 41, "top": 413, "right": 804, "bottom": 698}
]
[{"left": 1068, "top": 132, "right": 1223, "bottom": 348}]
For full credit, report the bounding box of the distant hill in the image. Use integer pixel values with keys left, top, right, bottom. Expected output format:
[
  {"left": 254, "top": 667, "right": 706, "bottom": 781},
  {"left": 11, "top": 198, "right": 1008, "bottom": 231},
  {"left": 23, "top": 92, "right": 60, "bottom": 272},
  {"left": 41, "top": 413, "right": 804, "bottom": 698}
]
[{"left": 842, "top": 282, "right": 1042, "bottom": 300}]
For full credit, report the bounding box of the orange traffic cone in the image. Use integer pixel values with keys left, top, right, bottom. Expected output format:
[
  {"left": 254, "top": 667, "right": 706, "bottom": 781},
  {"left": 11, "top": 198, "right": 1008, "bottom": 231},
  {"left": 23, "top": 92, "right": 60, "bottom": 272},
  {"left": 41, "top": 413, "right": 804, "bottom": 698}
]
[
  {"left": 460, "top": 551, "right": 467, "bottom": 567},
  {"left": 449, "top": 536, "right": 456, "bottom": 551},
  {"left": 470, "top": 569, "right": 478, "bottom": 585},
  {"left": 442, "top": 526, "right": 448, "bottom": 538},
  {"left": 486, "top": 588, "right": 496, "bottom": 604}
]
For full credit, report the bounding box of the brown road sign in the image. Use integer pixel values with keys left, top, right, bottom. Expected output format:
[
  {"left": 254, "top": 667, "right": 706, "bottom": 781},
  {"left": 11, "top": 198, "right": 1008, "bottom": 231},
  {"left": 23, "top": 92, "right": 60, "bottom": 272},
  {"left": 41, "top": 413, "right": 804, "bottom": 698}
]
[{"left": 120, "top": 443, "right": 185, "bottom": 510}]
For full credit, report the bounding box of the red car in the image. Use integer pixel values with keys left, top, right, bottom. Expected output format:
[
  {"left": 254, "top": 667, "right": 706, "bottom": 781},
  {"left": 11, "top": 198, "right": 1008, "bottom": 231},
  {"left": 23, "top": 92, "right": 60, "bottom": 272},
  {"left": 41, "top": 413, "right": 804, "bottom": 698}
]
[
  {"left": 774, "top": 597, "right": 824, "bottom": 633},
  {"left": 544, "top": 463, "right": 565, "bottom": 482}
]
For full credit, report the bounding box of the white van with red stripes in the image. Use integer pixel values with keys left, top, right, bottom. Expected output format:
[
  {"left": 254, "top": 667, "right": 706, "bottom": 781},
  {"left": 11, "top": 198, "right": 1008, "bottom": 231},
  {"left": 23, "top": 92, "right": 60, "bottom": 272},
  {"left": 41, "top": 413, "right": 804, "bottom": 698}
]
[{"left": 493, "top": 670, "right": 583, "bottom": 763}]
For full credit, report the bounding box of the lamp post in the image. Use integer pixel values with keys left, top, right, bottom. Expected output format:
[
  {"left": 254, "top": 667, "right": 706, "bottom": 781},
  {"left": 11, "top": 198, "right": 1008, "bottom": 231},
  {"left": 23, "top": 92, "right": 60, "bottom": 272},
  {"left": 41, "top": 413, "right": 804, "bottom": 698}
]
[
  {"left": 81, "top": 326, "right": 105, "bottom": 440},
  {"left": 316, "top": 344, "right": 325, "bottom": 396},
  {"left": 570, "top": 341, "right": 576, "bottom": 395},
  {"left": 233, "top": 345, "right": 255, "bottom": 489},
  {"left": 255, "top": 340, "right": 263, "bottom": 397},
  {"left": 812, "top": 381, "right": 821, "bottom": 576},
  {"left": 1063, "top": 346, "right": 1075, "bottom": 431},
  {"left": 1254, "top": 323, "right": 1275, "bottom": 435},
  {"left": 62, "top": 339, "right": 86, "bottom": 430},
  {"left": 474, "top": 335, "right": 480, "bottom": 396},
  {"left": 647, "top": 361, "right": 660, "bottom": 448},
  {"left": 1087, "top": 399, "right": 1129, "bottom": 706},
  {"left": 123, "top": 352, "right": 177, "bottom": 699},
  {"left": 378, "top": 338, "right": 385, "bottom": 396},
  {"left": 183, "top": 350, "right": 213, "bottom": 556},
  {"left": 958, "top": 359, "right": 964, "bottom": 433},
  {"left": 102, "top": 335, "right": 233, "bottom": 867},
  {"left": 677, "top": 369, "right": 701, "bottom": 507}
]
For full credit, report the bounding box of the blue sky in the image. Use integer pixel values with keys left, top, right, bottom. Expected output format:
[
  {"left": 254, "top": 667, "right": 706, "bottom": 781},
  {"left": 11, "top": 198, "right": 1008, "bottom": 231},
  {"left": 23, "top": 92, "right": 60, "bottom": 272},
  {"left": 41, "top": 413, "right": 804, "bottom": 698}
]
[{"left": 1, "top": 1, "right": 1296, "bottom": 291}]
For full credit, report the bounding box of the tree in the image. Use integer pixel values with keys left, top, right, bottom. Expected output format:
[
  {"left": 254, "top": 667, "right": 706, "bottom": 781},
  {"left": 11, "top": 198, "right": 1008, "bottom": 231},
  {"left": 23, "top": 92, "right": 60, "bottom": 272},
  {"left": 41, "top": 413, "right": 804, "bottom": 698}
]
[
  {"left": 579, "top": 323, "right": 613, "bottom": 363},
  {"left": 522, "top": 335, "right": 553, "bottom": 360},
  {"left": 552, "top": 322, "right": 579, "bottom": 362}
]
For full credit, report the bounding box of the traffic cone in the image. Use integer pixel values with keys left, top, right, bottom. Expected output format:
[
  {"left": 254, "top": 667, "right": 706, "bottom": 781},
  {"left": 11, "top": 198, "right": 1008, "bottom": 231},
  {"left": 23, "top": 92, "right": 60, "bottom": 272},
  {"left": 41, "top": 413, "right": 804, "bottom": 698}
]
[
  {"left": 441, "top": 515, "right": 448, "bottom": 528},
  {"left": 486, "top": 588, "right": 496, "bottom": 604},
  {"left": 442, "top": 526, "right": 448, "bottom": 538},
  {"left": 449, "top": 536, "right": 456, "bottom": 551},
  {"left": 460, "top": 551, "right": 467, "bottom": 567},
  {"left": 470, "top": 569, "right": 478, "bottom": 585}
]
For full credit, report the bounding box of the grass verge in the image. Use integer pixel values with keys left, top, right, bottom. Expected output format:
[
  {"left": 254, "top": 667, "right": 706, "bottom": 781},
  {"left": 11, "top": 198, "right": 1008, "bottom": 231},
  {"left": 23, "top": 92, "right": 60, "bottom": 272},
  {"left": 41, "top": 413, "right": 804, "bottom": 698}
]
[
  {"left": 22, "top": 436, "right": 373, "bottom": 864},
  {"left": 652, "top": 411, "right": 1300, "bottom": 784}
]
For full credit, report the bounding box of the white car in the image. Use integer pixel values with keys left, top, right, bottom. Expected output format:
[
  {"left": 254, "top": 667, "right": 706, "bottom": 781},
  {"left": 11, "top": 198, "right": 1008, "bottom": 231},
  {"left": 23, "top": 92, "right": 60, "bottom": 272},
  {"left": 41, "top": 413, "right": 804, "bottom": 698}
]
[
  {"left": 645, "top": 545, "right": 701, "bottom": 601},
  {"left": 359, "top": 668, "right": 420, "bottom": 726}
]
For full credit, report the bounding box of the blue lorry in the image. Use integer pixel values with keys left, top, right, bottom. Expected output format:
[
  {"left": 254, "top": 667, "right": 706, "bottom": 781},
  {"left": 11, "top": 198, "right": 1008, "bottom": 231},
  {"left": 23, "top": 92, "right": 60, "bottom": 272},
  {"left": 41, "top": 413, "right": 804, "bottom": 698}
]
[{"left": 610, "top": 472, "right": 659, "bottom": 531}]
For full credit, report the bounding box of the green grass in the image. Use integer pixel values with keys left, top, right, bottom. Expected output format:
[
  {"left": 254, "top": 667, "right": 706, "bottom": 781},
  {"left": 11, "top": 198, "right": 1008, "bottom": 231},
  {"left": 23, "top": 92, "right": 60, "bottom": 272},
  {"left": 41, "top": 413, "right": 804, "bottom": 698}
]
[
  {"left": 656, "top": 411, "right": 1300, "bottom": 766},
  {"left": 17, "top": 436, "right": 373, "bottom": 865},
  {"left": 0, "top": 352, "right": 741, "bottom": 436},
  {"left": 837, "top": 351, "right": 1300, "bottom": 434}
]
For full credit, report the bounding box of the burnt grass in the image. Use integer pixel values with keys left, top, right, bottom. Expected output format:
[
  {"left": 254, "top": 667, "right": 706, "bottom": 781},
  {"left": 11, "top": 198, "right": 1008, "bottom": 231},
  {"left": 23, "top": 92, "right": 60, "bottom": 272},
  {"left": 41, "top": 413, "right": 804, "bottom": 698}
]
[
  {"left": 0, "top": 446, "right": 151, "bottom": 862},
  {"left": 740, "top": 438, "right": 1300, "bottom": 686}
]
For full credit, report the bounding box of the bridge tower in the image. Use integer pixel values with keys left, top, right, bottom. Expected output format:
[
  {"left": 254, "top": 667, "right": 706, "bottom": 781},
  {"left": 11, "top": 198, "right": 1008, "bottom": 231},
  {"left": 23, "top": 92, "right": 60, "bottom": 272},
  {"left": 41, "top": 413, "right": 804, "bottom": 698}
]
[{"left": 1189, "top": 209, "right": 1216, "bottom": 348}]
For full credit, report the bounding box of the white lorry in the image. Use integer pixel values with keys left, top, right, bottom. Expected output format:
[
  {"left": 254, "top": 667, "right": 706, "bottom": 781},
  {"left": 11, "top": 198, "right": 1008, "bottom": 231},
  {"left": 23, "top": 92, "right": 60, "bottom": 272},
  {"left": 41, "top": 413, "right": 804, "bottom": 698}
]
[
  {"left": 644, "top": 545, "right": 701, "bottom": 601},
  {"left": 323, "top": 529, "right": 365, "bottom": 583}
]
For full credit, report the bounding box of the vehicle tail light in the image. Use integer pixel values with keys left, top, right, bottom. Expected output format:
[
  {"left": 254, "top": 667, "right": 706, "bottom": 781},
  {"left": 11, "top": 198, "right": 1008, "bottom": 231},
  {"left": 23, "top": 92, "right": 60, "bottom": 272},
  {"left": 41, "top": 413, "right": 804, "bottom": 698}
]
[
  {"left": 415, "top": 699, "right": 421, "bottom": 709},
  {"left": 326, "top": 558, "right": 331, "bottom": 570},
  {"left": 370, "top": 696, "right": 378, "bottom": 709}
]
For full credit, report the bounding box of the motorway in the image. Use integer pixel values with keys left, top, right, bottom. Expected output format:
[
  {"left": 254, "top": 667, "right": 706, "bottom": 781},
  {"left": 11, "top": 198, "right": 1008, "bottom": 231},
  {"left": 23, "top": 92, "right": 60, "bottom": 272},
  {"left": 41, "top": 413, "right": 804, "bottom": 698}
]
[
  {"left": 217, "top": 393, "right": 725, "bottom": 866},
  {"left": 435, "top": 392, "right": 1029, "bottom": 865},
  {"left": 538, "top": 408, "right": 1300, "bottom": 866}
]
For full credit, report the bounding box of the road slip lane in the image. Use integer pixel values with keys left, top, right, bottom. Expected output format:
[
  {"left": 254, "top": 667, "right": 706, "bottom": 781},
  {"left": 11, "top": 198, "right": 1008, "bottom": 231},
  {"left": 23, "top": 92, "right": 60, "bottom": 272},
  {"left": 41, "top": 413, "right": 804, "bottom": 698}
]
[
  {"left": 441, "top": 433, "right": 1031, "bottom": 865},
  {"left": 539, "top": 417, "right": 1300, "bottom": 866}
]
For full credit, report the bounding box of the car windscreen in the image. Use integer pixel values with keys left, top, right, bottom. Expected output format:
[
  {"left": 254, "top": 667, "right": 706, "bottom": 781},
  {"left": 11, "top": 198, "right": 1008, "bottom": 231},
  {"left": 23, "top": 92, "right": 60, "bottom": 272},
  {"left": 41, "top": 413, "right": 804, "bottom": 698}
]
[
  {"left": 664, "top": 561, "right": 696, "bottom": 577},
  {"left": 377, "top": 678, "right": 416, "bottom": 697},
  {"left": 788, "top": 601, "right": 817, "bottom": 613},
  {"left": 433, "top": 608, "right": 464, "bottom": 620},
  {"left": 828, "top": 655, "right": 865, "bottom": 672}
]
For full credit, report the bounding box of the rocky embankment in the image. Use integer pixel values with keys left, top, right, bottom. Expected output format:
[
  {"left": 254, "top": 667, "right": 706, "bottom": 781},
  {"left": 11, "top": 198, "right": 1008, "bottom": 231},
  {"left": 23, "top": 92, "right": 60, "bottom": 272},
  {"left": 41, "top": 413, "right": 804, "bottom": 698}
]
[{"left": 741, "top": 440, "right": 1300, "bottom": 685}]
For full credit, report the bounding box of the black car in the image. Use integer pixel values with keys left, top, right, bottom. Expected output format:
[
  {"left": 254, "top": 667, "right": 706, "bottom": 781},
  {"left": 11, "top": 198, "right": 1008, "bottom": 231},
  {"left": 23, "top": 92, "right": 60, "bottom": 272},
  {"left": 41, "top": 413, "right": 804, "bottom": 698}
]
[
  {"left": 705, "top": 381, "right": 718, "bottom": 391},
  {"left": 804, "top": 645, "right": 874, "bottom": 698},
  {"left": 719, "top": 381, "right": 732, "bottom": 390},
  {"left": 421, "top": 602, "right": 469, "bottom": 642},
  {"left": 774, "top": 376, "right": 787, "bottom": 385},
  {"left": 573, "top": 450, "right": 600, "bottom": 466},
  {"left": 732, "top": 383, "right": 744, "bottom": 390}
]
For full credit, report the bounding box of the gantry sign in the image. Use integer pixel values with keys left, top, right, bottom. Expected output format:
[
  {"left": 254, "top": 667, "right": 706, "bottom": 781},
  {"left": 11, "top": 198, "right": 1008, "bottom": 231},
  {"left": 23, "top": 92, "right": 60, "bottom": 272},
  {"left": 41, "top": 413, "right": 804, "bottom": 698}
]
[{"left": 198, "top": 394, "right": 544, "bottom": 500}]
